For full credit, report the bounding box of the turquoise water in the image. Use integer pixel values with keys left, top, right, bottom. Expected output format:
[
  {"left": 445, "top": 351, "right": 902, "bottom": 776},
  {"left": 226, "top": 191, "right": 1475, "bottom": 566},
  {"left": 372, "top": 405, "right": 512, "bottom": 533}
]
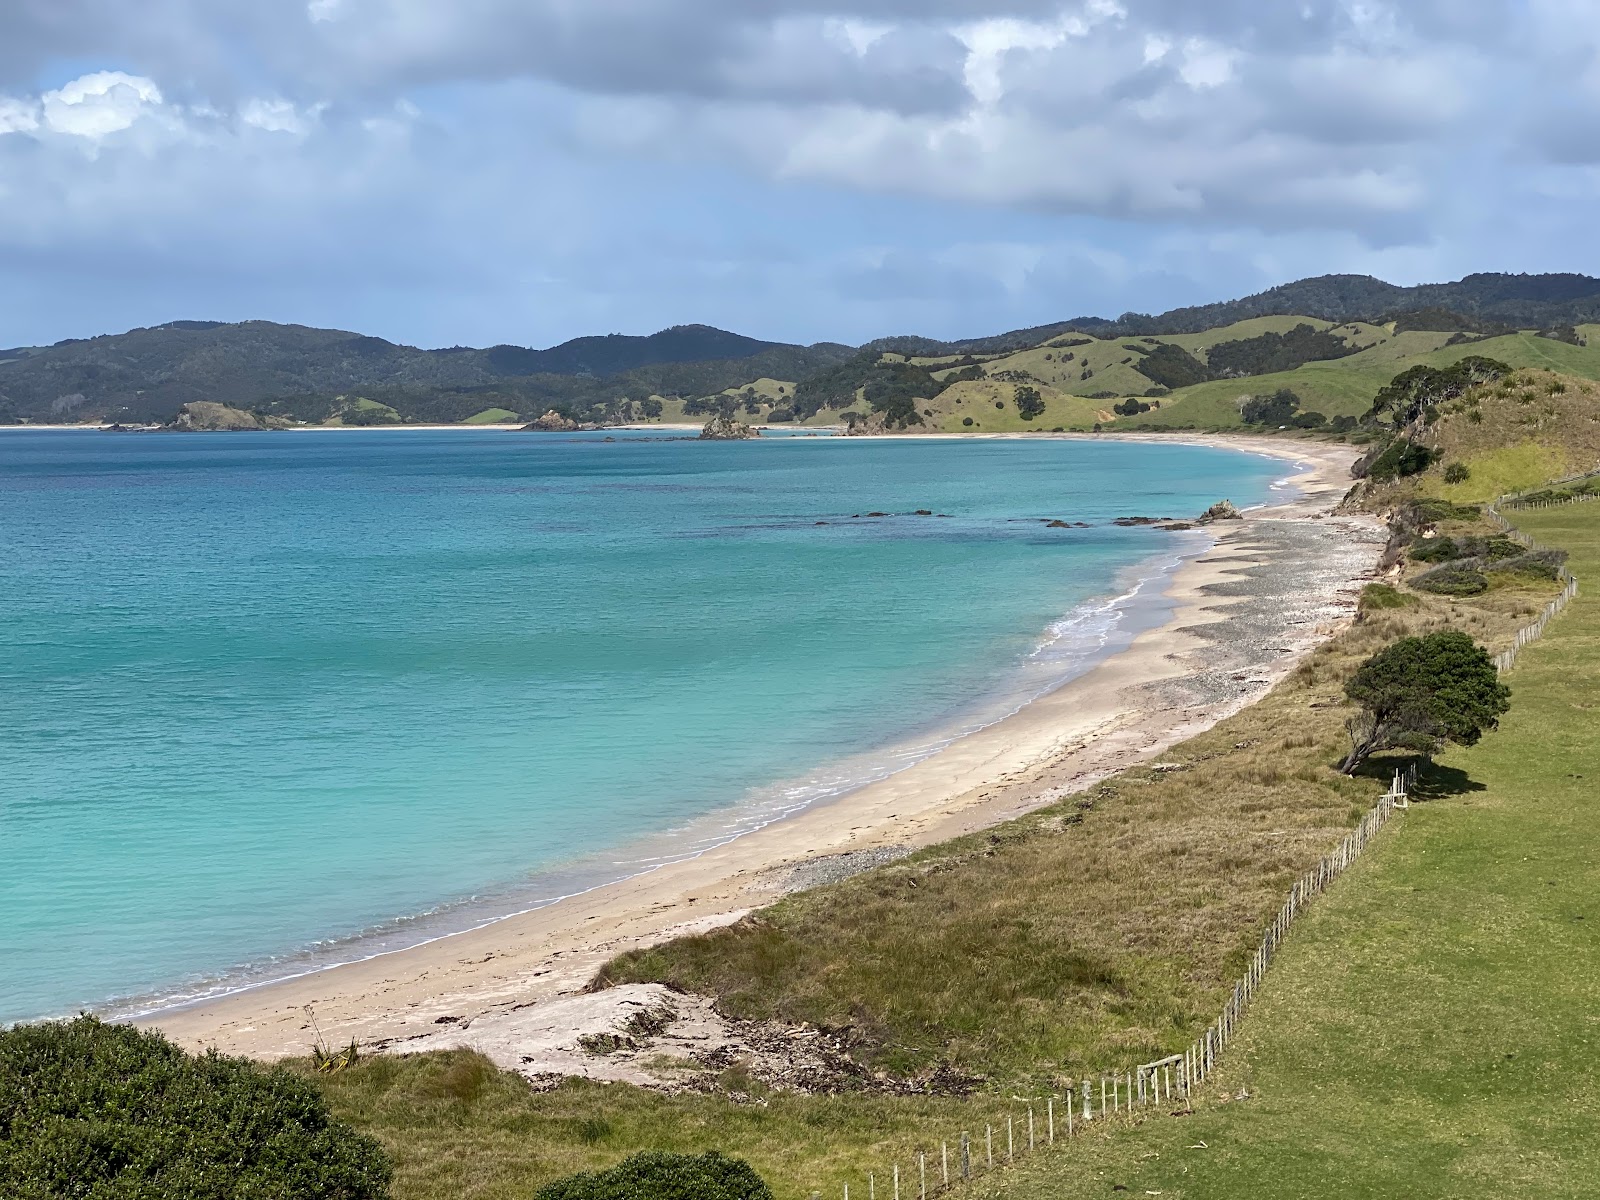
[{"left": 0, "top": 431, "right": 1286, "bottom": 1022}]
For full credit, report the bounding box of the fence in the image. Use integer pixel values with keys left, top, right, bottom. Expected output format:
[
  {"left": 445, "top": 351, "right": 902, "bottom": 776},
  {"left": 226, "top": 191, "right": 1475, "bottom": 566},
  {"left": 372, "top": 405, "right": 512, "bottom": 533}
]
[
  {"left": 823, "top": 766, "right": 1416, "bottom": 1199},
  {"left": 1498, "top": 464, "right": 1600, "bottom": 510},
  {"left": 822, "top": 495, "right": 1587, "bottom": 1198},
  {"left": 1484, "top": 497, "right": 1581, "bottom": 674}
]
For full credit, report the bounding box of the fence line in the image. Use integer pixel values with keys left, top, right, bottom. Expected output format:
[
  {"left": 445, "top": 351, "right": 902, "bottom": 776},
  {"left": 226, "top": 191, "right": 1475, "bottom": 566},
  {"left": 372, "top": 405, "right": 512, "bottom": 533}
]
[
  {"left": 824, "top": 766, "right": 1416, "bottom": 1199},
  {"left": 823, "top": 495, "right": 1586, "bottom": 1198},
  {"left": 1498, "top": 464, "right": 1600, "bottom": 510},
  {"left": 1484, "top": 497, "right": 1581, "bottom": 674}
]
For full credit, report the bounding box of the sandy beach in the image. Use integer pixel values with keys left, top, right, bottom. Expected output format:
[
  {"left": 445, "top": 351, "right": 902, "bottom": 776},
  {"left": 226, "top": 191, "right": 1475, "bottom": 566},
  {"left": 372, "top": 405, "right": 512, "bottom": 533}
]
[{"left": 147, "top": 435, "right": 1385, "bottom": 1063}]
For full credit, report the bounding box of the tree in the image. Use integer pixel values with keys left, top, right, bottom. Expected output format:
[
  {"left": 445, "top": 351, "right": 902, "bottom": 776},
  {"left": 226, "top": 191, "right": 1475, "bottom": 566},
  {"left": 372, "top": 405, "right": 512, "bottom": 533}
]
[
  {"left": 536, "top": 1151, "right": 772, "bottom": 1200},
  {"left": 1240, "top": 388, "right": 1302, "bottom": 426},
  {"left": 1339, "top": 631, "right": 1510, "bottom": 773},
  {"left": 1366, "top": 357, "right": 1510, "bottom": 429},
  {"left": 0, "top": 1016, "right": 391, "bottom": 1199},
  {"left": 1014, "top": 385, "right": 1046, "bottom": 420}
]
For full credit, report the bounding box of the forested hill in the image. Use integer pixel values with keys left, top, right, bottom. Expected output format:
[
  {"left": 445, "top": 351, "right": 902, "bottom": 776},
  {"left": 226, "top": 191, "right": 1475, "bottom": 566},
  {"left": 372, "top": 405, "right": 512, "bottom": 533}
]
[
  {"left": 0, "top": 320, "right": 851, "bottom": 424},
  {"left": 871, "top": 273, "right": 1600, "bottom": 356}
]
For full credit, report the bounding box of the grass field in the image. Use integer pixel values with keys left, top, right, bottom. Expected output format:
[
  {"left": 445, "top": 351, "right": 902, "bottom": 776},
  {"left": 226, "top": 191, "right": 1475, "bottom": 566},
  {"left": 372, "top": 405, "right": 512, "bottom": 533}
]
[
  {"left": 972, "top": 503, "right": 1600, "bottom": 1199},
  {"left": 463, "top": 407, "right": 519, "bottom": 424}
]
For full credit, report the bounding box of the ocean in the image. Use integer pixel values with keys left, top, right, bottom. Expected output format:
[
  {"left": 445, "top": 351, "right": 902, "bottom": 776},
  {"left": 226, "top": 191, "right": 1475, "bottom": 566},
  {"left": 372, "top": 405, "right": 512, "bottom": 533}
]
[{"left": 0, "top": 429, "right": 1287, "bottom": 1022}]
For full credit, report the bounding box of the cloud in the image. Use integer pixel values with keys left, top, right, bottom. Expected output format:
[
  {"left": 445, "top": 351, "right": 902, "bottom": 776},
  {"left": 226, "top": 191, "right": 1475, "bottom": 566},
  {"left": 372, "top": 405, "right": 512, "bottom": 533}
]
[
  {"left": 1, "top": 1, "right": 1600, "bottom": 350},
  {"left": 39, "top": 72, "right": 164, "bottom": 138}
]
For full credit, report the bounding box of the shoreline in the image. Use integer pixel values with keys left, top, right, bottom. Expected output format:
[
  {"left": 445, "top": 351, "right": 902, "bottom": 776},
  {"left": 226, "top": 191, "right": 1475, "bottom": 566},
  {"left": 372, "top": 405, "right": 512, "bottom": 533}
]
[{"left": 145, "top": 436, "right": 1384, "bottom": 1060}]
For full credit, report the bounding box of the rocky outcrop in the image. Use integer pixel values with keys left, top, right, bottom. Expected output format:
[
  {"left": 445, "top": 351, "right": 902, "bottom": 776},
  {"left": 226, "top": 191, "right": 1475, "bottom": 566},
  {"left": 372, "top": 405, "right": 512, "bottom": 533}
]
[
  {"left": 1198, "top": 499, "right": 1244, "bottom": 523},
  {"left": 168, "top": 402, "right": 289, "bottom": 431},
  {"left": 699, "top": 414, "right": 758, "bottom": 440},
  {"left": 522, "top": 410, "right": 581, "bottom": 432}
]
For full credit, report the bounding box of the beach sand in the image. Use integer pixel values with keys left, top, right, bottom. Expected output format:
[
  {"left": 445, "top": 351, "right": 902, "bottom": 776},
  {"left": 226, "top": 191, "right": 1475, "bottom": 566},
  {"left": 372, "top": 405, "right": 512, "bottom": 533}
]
[{"left": 148, "top": 436, "right": 1386, "bottom": 1062}]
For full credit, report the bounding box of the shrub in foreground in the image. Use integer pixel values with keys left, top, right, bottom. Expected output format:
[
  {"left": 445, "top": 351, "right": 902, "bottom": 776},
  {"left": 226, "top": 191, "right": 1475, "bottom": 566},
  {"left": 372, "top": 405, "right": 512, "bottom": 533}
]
[
  {"left": 1340, "top": 631, "right": 1509, "bottom": 773},
  {"left": 0, "top": 1015, "right": 391, "bottom": 1200},
  {"left": 536, "top": 1150, "right": 773, "bottom": 1200}
]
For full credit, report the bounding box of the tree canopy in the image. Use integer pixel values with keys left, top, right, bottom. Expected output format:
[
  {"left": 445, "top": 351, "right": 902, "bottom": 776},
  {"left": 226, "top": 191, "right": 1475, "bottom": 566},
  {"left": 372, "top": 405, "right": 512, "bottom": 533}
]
[
  {"left": 0, "top": 1016, "right": 391, "bottom": 1200},
  {"left": 1339, "top": 631, "right": 1510, "bottom": 773},
  {"left": 1365, "top": 357, "right": 1511, "bottom": 428}
]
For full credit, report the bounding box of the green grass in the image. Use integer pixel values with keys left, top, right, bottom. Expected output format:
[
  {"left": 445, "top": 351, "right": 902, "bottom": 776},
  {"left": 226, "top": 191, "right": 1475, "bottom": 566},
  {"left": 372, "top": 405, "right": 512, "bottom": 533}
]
[
  {"left": 463, "top": 407, "right": 519, "bottom": 425},
  {"left": 311, "top": 1056, "right": 974, "bottom": 1200},
  {"left": 1117, "top": 328, "right": 1600, "bottom": 431},
  {"left": 975, "top": 503, "right": 1600, "bottom": 1199},
  {"left": 1422, "top": 443, "right": 1571, "bottom": 505}
]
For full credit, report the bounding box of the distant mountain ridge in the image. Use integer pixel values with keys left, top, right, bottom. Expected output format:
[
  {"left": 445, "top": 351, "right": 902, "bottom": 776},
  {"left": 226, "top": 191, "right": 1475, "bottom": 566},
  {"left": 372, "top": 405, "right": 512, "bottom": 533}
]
[
  {"left": 8, "top": 272, "right": 1600, "bottom": 426},
  {"left": 870, "top": 272, "right": 1600, "bottom": 355},
  {"left": 0, "top": 320, "right": 850, "bottom": 424}
]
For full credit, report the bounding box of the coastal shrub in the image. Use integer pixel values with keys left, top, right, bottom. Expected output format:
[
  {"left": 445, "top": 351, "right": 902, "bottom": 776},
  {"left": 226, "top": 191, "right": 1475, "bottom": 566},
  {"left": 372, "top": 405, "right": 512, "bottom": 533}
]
[
  {"left": 1366, "top": 437, "right": 1438, "bottom": 481},
  {"left": 1340, "top": 630, "right": 1509, "bottom": 773},
  {"left": 1443, "top": 462, "right": 1471, "bottom": 484},
  {"left": 0, "top": 1015, "right": 391, "bottom": 1199},
  {"left": 1489, "top": 549, "right": 1569, "bottom": 581},
  {"left": 962, "top": 417, "right": 974, "bottom": 427},
  {"left": 535, "top": 1150, "right": 772, "bottom": 1200},
  {"left": 1412, "top": 562, "right": 1490, "bottom": 596},
  {"left": 1359, "top": 583, "right": 1418, "bottom": 613},
  {"left": 1410, "top": 536, "right": 1459, "bottom": 563}
]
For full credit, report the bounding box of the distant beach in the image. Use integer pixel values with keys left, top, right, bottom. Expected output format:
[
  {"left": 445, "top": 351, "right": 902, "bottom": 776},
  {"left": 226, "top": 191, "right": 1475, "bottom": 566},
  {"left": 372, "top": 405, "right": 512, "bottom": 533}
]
[{"left": 145, "top": 437, "right": 1384, "bottom": 1063}]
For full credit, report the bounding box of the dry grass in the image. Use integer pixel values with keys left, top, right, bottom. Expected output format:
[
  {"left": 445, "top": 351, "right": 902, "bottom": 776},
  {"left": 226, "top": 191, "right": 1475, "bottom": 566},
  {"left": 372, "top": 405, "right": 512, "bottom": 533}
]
[{"left": 596, "top": 542, "right": 1547, "bottom": 1090}]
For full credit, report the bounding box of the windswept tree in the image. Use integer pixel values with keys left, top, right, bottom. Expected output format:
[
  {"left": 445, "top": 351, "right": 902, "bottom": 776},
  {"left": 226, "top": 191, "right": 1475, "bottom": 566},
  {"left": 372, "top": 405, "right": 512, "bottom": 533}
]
[
  {"left": 1340, "top": 631, "right": 1510, "bottom": 774},
  {"left": 1365, "top": 357, "right": 1510, "bottom": 429}
]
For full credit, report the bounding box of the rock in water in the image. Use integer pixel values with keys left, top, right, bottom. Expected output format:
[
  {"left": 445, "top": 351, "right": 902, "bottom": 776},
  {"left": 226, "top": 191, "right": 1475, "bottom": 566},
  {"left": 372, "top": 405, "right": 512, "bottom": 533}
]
[
  {"left": 699, "top": 414, "right": 758, "bottom": 440},
  {"left": 1198, "top": 499, "right": 1243, "bottom": 523},
  {"left": 522, "top": 410, "right": 581, "bottom": 432}
]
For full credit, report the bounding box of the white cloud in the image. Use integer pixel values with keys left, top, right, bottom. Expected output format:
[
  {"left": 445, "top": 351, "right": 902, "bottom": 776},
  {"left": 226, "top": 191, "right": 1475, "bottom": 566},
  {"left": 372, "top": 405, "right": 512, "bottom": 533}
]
[
  {"left": 41, "top": 71, "right": 163, "bottom": 138},
  {"left": 241, "top": 97, "right": 311, "bottom": 134},
  {"left": 0, "top": 97, "right": 41, "bottom": 134}
]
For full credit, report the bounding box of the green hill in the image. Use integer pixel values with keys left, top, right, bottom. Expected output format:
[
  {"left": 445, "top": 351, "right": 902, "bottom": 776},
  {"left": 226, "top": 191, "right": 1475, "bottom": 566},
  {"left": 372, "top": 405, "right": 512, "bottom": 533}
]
[{"left": 0, "top": 320, "right": 851, "bottom": 426}]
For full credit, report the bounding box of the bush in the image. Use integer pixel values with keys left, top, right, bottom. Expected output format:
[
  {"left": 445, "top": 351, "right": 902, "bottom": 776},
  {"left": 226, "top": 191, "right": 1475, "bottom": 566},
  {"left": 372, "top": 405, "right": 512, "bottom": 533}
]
[
  {"left": 535, "top": 1150, "right": 773, "bottom": 1200},
  {"left": 1365, "top": 437, "right": 1438, "bottom": 481},
  {"left": 1359, "top": 582, "right": 1418, "bottom": 613},
  {"left": 1412, "top": 562, "right": 1489, "bottom": 596},
  {"left": 0, "top": 1016, "right": 391, "bottom": 1199},
  {"left": 1443, "top": 462, "right": 1471, "bottom": 484},
  {"left": 961, "top": 416, "right": 974, "bottom": 427},
  {"left": 1409, "top": 536, "right": 1459, "bottom": 563},
  {"left": 1490, "top": 549, "right": 1569, "bottom": 581}
]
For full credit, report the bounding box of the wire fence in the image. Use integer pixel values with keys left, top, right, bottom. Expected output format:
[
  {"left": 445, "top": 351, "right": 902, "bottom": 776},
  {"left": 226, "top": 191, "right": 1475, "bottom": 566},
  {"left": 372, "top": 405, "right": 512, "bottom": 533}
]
[
  {"left": 1485, "top": 497, "right": 1581, "bottom": 674},
  {"left": 820, "top": 766, "right": 1417, "bottom": 1199}
]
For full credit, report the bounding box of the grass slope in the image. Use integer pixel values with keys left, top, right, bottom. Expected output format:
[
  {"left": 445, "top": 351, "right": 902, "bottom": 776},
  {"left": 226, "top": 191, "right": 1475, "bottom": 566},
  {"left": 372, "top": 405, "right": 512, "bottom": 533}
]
[
  {"left": 977, "top": 504, "right": 1600, "bottom": 1200},
  {"left": 1138, "top": 331, "right": 1600, "bottom": 431},
  {"left": 463, "top": 407, "right": 520, "bottom": 424}
]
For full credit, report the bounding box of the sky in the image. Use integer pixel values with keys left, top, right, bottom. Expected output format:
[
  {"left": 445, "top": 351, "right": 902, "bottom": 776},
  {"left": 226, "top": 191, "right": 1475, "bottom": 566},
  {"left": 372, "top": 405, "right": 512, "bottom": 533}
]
[{"left": 4, "top": 1, "right": 1600, "bottom": 350}]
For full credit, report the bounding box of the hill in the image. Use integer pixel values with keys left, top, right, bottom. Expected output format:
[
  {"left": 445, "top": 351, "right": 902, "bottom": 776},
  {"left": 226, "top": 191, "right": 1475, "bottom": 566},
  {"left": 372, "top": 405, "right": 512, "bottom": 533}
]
[
  {"left": 0, "top": 320, "right": 851, "bottom": 425},
  {"left": 11, "top": 271, "right": 1600, "bottom": 429}
]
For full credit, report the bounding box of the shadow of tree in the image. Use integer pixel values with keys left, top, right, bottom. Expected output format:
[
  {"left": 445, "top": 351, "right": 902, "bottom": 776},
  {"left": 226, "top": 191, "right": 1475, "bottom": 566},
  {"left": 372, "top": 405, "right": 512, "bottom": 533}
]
[
  {"left": 1412, "top": 761, "right": 1487, "bottom": 800},
  {"left": 1342, "top": 755, "right": 1487, "bottom": 800}
]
